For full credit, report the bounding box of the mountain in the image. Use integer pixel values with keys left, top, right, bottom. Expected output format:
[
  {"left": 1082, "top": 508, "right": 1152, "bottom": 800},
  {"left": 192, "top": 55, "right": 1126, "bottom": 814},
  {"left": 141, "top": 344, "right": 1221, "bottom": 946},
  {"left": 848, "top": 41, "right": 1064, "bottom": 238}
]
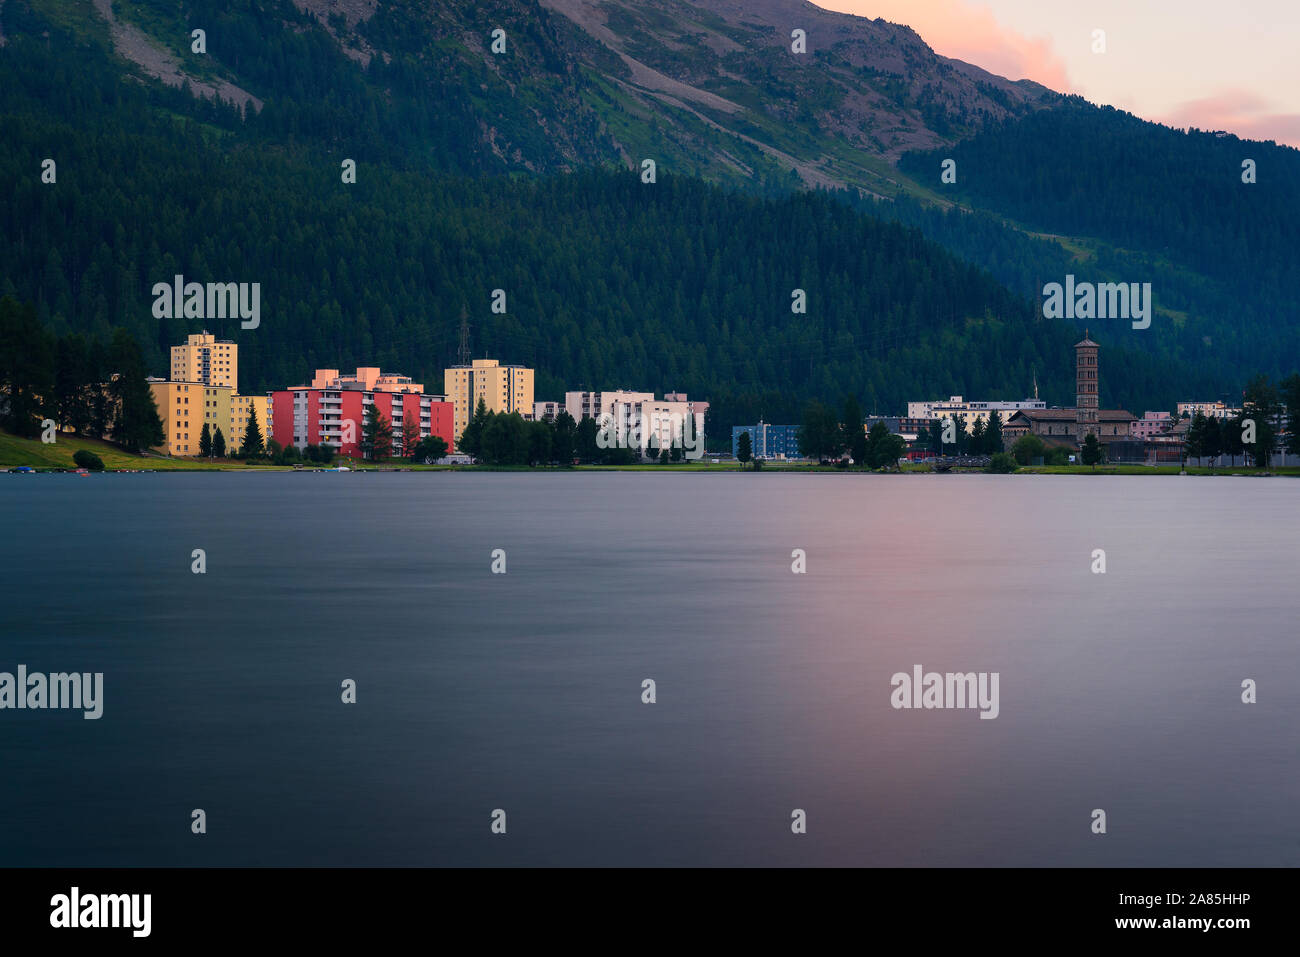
[
  {"left": 0, "top": 0, "right": 1289, "bottom": 431},
  {"left": 74, "top": 0, "right": 1051, "bottom": 194}
]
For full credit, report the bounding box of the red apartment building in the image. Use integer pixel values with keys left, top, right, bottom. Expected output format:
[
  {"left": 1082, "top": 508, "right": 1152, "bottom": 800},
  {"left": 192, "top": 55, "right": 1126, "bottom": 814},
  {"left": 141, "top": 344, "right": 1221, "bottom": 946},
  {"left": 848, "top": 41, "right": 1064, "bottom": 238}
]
[{"left": 270, "top": 367, "right": 454, "bottom": 458}]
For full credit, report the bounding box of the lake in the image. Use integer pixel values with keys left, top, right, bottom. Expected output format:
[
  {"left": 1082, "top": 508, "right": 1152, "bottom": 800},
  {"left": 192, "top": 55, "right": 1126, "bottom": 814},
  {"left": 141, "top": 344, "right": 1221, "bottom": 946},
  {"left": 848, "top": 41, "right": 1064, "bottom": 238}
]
[{"left": 1, "top": 472, "right": 1296, "bottom": 866}]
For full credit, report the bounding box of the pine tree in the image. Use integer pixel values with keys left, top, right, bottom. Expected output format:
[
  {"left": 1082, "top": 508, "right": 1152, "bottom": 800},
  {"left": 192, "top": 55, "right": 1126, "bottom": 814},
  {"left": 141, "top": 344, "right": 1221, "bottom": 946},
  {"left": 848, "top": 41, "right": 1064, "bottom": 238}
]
[
  {"left": 1184, "top": 413, "right": 1207, "bottom": 463},
  {"left": 213, "top": 427, "right": 227, "bottom": 457},
  {"left": 842, "top": 396, "right": 867, "bottom": 466},
  {"left": 1284, "top": 374, "right": 1300, "bottom": 456},
  {"left": 953, "top": 415, "right": 969, "bottom": 455},
  {"left": 402, "top": 420, "right": 420, "bottom": 458},
  {"left": 986, "top": 409, "right": 1004, "bottom": 454},
  {"left": 361, "top": 402, "right": 393, "bottom": 461},
  {"left": 737, "top": 430, "right": 752, "bottom": 467},
  {"left": 0, "top": 297, "right": 54, "bottom": 437},
  {"left": 862, "top": 421, "right": 885, "bottom": 468},
  {"left": 1222, "top": 414, "right": 1245, "bottom": 466},
  {"left": 1242, "top": 374, "right": 1282, "bottom": 468},
  {"left": 551, "top": 411, "right": 577, "bottom": 465},
  {"left": 458, "top": 397, "right": 490, "bottom": 458},
  {"left": 927, "top": 419, "right": 944, "bottom": 455},
  {"left": 1081, "top": 432, "right": 1103, "bottom": 469},
  {"left": 107, "top": 328, "right": 164, "bottom": 453},
  {"left": 240, "top": 406, "right": 264, "bottom": 458},
  {"left": 199, "top": 422, "right": 212, "bottom": 457},
  {"left": 55, "top": 333, "right": 92, "bottom": 435},
  {"left": 1202, "top": 416, "right": 1222, "bottom": 469}
]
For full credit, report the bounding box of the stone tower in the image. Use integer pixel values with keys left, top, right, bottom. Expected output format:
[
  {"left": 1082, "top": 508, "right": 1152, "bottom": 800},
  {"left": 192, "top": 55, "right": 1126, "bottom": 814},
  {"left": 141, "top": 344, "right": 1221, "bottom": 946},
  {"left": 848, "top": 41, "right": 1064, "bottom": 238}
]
[{"left": 1075, "top": 330, "right": 1099, "bottom": 442}]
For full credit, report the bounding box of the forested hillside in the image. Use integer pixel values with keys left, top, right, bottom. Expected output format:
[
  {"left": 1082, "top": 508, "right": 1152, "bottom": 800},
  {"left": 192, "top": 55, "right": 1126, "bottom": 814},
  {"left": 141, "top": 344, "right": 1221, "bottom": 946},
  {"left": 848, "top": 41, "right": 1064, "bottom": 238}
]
[
  {"left": 900, "top": 98, "right": 1300, "bottom": 381},
  {"left": 5, "top": 0, "right": 1269, "bottom": 435},
  {"left": 0, "top": 0, "right": 1209, "bottom": 432}
]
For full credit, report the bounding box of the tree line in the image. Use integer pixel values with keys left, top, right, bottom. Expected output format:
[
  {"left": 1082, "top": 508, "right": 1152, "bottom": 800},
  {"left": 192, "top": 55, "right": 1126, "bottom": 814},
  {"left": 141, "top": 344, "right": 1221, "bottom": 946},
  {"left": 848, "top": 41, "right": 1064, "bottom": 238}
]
[
  {"left": 1183, "top": 375, "right": 1300, "bottom": 468},
  {"left": 789, "top": 396, "right": 908, "bottom": 468},
  {"left": 0, "top": 296, "right": 164, "bottom": 453},
  {"left": 453, "top": 398, "right": 694, "bottom": 467}
]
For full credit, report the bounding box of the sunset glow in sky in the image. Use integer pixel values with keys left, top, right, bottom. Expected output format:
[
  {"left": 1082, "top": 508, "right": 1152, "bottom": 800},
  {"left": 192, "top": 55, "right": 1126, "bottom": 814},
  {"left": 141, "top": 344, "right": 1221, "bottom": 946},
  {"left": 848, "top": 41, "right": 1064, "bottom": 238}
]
[{"left": 819, "top": 0, "right": 1300, "bottom": 147}]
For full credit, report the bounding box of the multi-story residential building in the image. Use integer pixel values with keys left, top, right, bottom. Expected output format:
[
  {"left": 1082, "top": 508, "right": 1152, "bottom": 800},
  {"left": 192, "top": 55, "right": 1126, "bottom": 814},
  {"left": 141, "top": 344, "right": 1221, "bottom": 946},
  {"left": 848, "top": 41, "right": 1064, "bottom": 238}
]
[
  {"left": 1131, "top": 411, "right": 1174, "bottom": 440},
  {"left": 170, "top": 332, "right": 238, "bottom": 388},
  {"left": 151, "top": 333, "right": 268, "bottom": 456},
  {"left": 626, "top": 396, "right": 704, "bottom": 455},
  {"left": 732, "top": 422, "right": 800, "bottom": 459},
  {"left": 906, "top": 395, "right": 1046, "bottom": 432},
  {"left": 533, "top": 401, "right": 565, "bottom": 423},
  {"left": 149, "top": 379, "right": 221, "bottom": 456},
  {"left": 312, "top": 367, "right": 424, "bottom": 394},
  {"left": 664, "top": 392, "right": 710, "bottom": 427},
  {"left": 564, "top": 390, "right": 655, "bottom": 423},
  {"left": 270, "top": 367, "right": 453, "bottom": 458},
  {"left": 444, "top": 358, "right": 535, "bottom": 442},
  {"left": 568, "top": 391, "right": 706, "bottom": 456}
]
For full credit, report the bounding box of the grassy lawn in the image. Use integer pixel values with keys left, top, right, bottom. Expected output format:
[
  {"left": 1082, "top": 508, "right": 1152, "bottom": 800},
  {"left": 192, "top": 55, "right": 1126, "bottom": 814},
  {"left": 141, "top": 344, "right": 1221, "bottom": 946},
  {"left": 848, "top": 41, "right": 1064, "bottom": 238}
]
[{"left": 0, "top": 430, "right": 275, "bottom": 470}]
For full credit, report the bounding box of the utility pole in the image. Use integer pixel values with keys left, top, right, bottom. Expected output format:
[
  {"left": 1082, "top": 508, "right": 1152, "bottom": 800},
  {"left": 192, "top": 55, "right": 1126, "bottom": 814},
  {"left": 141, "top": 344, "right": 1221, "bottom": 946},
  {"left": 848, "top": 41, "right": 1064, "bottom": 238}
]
[{"left": 457, "top": 306, "right": 471, "bottom": 366}]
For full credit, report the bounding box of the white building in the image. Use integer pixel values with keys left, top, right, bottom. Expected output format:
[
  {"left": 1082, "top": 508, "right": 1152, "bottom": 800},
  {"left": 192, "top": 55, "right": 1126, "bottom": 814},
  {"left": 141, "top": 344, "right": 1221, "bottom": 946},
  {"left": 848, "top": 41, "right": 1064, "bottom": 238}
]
[
  {"left": 906, "top": 395, "right": 1047, "bottom": 431},
  {"left": 533, "top": 401, "right": 564, "bottom": 423},
  {"left": 567, "top": 390, "right": 706, "bottom": 457},
  {"left": 1177, "top": 401, "right": 1241, "bottom": 420},
  {"left": 565, "top": 391, "right": 655, "bottom": 423}
]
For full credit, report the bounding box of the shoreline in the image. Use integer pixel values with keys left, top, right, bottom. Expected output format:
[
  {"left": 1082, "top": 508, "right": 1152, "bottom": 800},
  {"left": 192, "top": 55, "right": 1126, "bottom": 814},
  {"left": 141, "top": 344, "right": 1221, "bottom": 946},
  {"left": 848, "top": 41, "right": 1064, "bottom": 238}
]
[{"left": 5, "top": 463, "right": 1298, "bottom": 477}]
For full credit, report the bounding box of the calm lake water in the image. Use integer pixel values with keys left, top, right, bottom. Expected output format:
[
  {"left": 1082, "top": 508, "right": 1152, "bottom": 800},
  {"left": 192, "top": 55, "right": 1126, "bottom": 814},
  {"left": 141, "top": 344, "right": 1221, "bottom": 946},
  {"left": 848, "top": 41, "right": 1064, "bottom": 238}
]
[{"left": 1, "top": 472, "right": 1297, "bottom": 866}]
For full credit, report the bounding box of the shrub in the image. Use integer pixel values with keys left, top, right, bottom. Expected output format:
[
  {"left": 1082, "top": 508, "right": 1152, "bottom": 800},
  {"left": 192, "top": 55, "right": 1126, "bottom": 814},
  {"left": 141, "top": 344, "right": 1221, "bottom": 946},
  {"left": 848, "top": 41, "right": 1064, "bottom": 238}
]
[
  {"left": 1044, "top": 446, "right": 1071, "bottom": 466},
  {"left": 1011, "top": 433, "right": 1045, "bottom": 465},
  {"left": 987, "top": 452, "right": 1018, "bottom": 473},
  {"left": 73, "top": 449, "right": 105, "bottom": 471}
]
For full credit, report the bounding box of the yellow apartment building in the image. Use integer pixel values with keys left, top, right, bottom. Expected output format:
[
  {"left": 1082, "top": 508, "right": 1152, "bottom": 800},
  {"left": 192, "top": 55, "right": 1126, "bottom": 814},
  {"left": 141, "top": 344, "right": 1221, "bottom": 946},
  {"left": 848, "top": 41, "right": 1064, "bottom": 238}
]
[
  {"left": 170, "top": 332, "right": 238, "bottom": 388},
  {"left": 232, "top": 393, "right": 269, "bottom": 450},
  {"left": 150, "top": 380, "right": 227, "bottom": 456},
  {"left": 150, "top": 331, "right": 268, "bottom": 455},
  {"left": 444, "top": 358, "right": 534, "bottom": 441}
]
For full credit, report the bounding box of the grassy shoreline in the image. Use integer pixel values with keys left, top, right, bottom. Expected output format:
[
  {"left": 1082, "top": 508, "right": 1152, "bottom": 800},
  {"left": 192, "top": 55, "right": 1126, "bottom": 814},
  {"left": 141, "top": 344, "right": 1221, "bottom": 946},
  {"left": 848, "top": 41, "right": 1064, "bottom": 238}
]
[{"left": 4, "top": 431, "right": 1297, "bottom": 476}]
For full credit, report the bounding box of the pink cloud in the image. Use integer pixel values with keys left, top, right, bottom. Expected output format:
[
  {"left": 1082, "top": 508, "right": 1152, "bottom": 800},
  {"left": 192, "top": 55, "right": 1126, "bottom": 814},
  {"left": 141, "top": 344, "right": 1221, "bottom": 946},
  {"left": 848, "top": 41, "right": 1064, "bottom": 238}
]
[
  {"left": 1157, "top": 90, "right": 1300, "bottom": 147},
  {"left": 822, "top": 0, "right": 1073, "bottom": 91}
]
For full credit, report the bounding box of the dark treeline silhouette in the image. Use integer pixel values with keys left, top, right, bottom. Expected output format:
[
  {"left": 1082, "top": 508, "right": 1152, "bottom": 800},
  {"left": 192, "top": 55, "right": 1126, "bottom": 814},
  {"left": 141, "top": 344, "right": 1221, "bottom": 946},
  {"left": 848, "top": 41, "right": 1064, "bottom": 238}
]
[{"left": 0, "top": 297, "right": 164, "bottom": 452}]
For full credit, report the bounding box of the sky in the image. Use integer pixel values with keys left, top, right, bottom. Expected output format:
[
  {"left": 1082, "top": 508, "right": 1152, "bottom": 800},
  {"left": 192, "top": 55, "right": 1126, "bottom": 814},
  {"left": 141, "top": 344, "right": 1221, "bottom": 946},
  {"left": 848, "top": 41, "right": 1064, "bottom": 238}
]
[{"left": 818, "top": 0, "right": 1300, "bottom": 147}]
